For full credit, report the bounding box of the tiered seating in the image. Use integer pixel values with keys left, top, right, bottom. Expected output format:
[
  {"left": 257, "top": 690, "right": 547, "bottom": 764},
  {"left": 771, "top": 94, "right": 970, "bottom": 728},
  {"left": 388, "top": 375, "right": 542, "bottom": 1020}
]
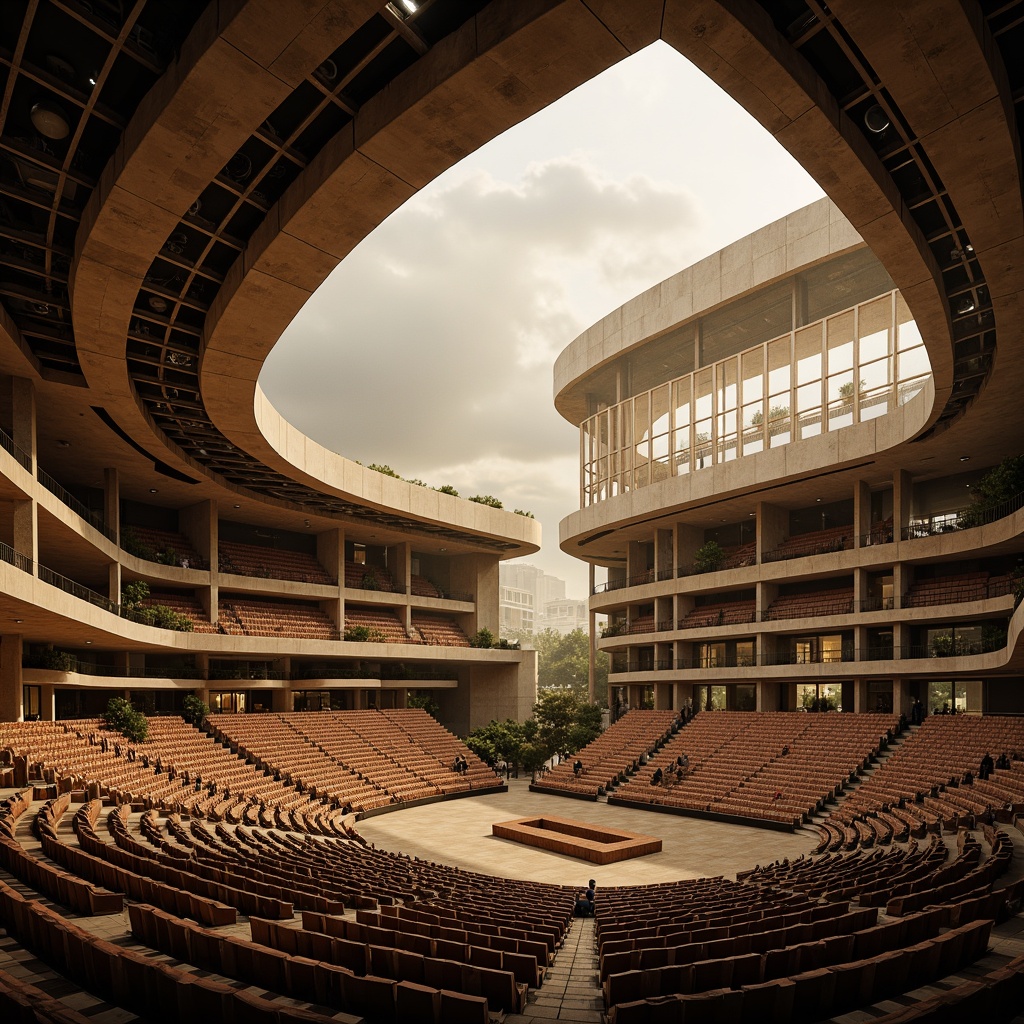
[
  {"left": 679, "top": 598, "right": 756, "bottom": 629},
  {"left": 220, "top": 599, "right": 340, "bottom": 640},
  {"left": 218, "top": 540, "right": 335, "bottom": 584},
  {"left": 597, "top": 846, "right": 1006, "bottom": 1024},
  {"left": 613, "top": 712, "right": 896, "bottom": 827},
  {"left": 141, "top": 591, "right": 218, "bottom": 633},
  {"left": 210, "top": 712, "right": 393, "bottom": 811},
  {"left": 532, "top": 710, "right": 679, "bottom": 798},
  {"left": 903, "top": 570, "right": 1009, "bottom": 608},
  {"left": 762, "top": 524, "right": 854, "bottom": 562},
  {"left": 344, "top": 560, "right": 396, "bottom": 591},
  {"left": 211, "top": 710, "right": 500, "bottom": 808},
  {"left": 0, "top": 718, "right": 328, "bottom": 828},
  {"left": 344, "top": 605, "right": 411, "bottom": 642},
  {"left": 411, "top": 573, "right": 442, "bottom": 597},
  {"left": 827, "top": 715, "right": 1024, "bottom": 845},
  {"left": 623, "top": 613, "right": 656, "bottom": 634},
  {"left": 122, "top": 524, "right": 205, "bottom": 568},
  {"left": 381, "top": 708, "right": 502, "bottom": 792},
  {"left": 412, "top": 613, "right": 469, "bottom": 646},
  {"left": 764, "top": 586, "right": 854, "bottom": 620},
  {"left": 721, "top": 541, "right": 756, "bottom": 569}
]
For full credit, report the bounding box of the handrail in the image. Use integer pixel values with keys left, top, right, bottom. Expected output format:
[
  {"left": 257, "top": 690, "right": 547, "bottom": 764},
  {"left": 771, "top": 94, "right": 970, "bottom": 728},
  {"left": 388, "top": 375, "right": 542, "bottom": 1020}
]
[
  {"left": 37, "top": 564, "right": 119, "bottom": 615},
  {"left": 0, "top": 425, "right": 32, "bottom": 471},
  {"left": 0, "top": 540, "right": 33, "bottom": 574},
  {"left": 37, "top": 467, "right": 116, "bottom": 542},
  {"left": 903, "top": 487, "right": 1024, "bottom": 540},
  {"left": 761, "top": 532, "right": 854, "bottom": 564}
]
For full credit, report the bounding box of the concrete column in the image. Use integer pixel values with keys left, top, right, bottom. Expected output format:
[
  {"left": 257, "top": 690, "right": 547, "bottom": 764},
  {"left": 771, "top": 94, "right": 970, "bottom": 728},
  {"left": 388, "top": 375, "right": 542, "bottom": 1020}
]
[
  {"left": 180, "top": 499, "right": 215, "bottom": 568},
  {"left": 389, "top": 542, "right": 410, "bottom": 594},
  {"left": 853, "top": 568, "right": 868, "bottom": 611},
  {"left": 40, "top": 684, "right": 55, "bottom": 721},
  {"left": 588, "top": 564, "right": 596, "bottom": 704},
  {"left": 12, "top": 499, "right": 37, "bottom": 568},
  {"left": 853, "top": 480, "right": 871, "bottom": 546},
  {"left": 756, "top": 581, "right": 778, "bottom": 623},
  {"left": 892, "top": 679, "right": 911, "bottom": 718},
  {"left": 11, "top": 378, "right": 36, "bottom": 469},
  {"left": 653, "top": 683, "right": 672, "bottom": 710},
  {"left": 757, "top": 502, "right": 787, "bottom": 560},
  {"left": 894, "top": 469, "right": 913, "bottom": 534},
  {"left": 1, "top": 635, "right": 23, "bottom": 721},
  {"left": 853, "top": 679, "right": 868, "bottom": 713},
  {"left": 104, "top": 468, "right": 120, "bottom": 543},
  {"left": 893, "top": 562, "right": 912, "bottom": 609},
  {"left": 756, "top": 681, "right": 781, "bottom": 712},
  {"left": 655, "top": 529, "right": 673, "bottom": 580},
  {"left": 108, "top": 561, "right": 121, "bottom": 604},
  {"left": 676, "top": 525, "right": 703, "bottom": 574}
]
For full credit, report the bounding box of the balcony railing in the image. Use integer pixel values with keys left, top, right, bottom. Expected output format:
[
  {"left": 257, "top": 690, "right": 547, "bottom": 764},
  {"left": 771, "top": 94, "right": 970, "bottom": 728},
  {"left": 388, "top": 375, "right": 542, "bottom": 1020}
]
[
  {"left": 37, "top": 467, "right": 116, "bottom": 542},
  {"left": 0, "top": 540, "right": 33, "bottom": 573},
  {"left": 605, "top": 640, "right": 1008, "bottom": 674},
  {"left": 37, "top": 565, "right": 119, "bottom": 615},
  {"left": 0, "top": 425, "right": 32, "bottom": 471},
  {"left": 903, "top": 487, "right": 1024, "bottom": 541}
]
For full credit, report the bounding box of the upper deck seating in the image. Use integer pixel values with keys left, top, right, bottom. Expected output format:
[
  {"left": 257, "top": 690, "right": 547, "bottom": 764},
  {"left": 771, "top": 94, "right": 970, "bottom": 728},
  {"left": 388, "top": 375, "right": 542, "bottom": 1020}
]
[
  {"left": 345, "top": 606, "right": 412, "bottom": 642},
  {"left": 220, "top": 599, "right": 340, "bottom": 640},
  {"left": 411, "top": 614, "right": 469, "bottom": 646},
  {"left": 122, "top": 525, "right": 204, "bottom": 569},
  {"left": 903, "top": 571, "right": 1010, "bottom": 608},
  {"left": 764, "top": 587, "right": 854, "bottom": 620},
  {"left": 679, "top": 599, "right": 756, "bottom": 629},
  {"left": 410, "top": 574, "right": 442, "bottom": 597},
  {"left": 218, "top": 540, "right": 335, "bottom": 584},
  {"left": 141, "top": 591, "right": 218, "bottom": 633},
  {"left": 762, "top": 525, "right": 854, "bottom": 562},
  {"left": 344, "top": 561, "right": 396, "bottom": 591}
]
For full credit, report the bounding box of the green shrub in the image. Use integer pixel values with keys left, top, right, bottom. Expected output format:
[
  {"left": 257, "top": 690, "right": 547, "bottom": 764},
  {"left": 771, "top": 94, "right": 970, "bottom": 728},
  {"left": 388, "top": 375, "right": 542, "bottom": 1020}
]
[
  {"left": 182, "top": 693, "right": 209, "bottom": 726},
  {"left": 468, "top": 495, "right": 503, "bottom": 508},
  {"left": 436, "top": 484, "right": 459, "bottom": 496},
  {"left": 692, "top": 540, "right": 726, "bottom": 574},
  {"left": 104, "top": 697, "right": 148, "bottom": 743},
  {"left": 344, "top": 625, "right": 386, "bottom": 643},
  {"left": 469, "top": 627, "right": 495, "bottom": 648}
]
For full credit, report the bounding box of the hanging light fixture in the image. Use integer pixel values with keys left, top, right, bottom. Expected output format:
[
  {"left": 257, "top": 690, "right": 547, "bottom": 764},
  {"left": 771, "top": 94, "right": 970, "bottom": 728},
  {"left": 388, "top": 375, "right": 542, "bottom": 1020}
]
[{"left": 30, "top": 100, "right": 70, "bottom": 140}]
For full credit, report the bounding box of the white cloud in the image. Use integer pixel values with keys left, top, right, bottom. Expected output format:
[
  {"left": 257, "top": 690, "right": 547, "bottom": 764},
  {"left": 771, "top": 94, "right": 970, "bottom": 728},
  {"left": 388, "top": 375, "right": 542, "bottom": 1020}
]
[{"left": 260, "top": 42, "right": 824, "bottom": 596}]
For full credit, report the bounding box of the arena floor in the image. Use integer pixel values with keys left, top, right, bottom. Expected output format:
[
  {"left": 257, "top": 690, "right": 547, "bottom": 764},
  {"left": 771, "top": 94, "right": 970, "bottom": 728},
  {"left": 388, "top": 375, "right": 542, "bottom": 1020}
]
[{"left": 356, "top": 776, "right": 817, "bottom": 888}]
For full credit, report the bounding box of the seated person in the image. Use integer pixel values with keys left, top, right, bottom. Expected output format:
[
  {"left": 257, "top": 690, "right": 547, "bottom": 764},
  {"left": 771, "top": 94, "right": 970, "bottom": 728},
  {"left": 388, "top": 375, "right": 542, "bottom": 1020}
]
[
  {"left": 574, "top": 890, "right": 594, "bottom": 917},
  {"left": 650, "top": 766, "right": 664, "bottom": 786}
]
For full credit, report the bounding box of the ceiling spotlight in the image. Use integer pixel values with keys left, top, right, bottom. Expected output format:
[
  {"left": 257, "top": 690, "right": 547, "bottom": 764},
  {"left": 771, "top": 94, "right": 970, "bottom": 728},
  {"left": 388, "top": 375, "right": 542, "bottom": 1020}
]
[
  {"left": 863, "top": 104, "right": 890, "bottom": 134},
  {"left": 14, "top": 619, "right": 22, "bottom": 623},
  {"left": 149, "top": 488, "right": 158, "bottom": 493},
  {"left": 815, "top": 497, "right": 822, "bottom": 502},
  {"left": 30, "top": 100, "right": 71, "bottom": 139},
  {"left": 304, "top": 520, "right": 311, "bottom": 528},
  {"left": 233, "top": 503, "right": 241, "bottom": 509},
  {"left": 960, "top": 456, "right": 970, "bottom": 462},
  {"left": 87, "top": 75, "right": 98, "bottom": 87},
  {"left": 956, "top": 296, "right": 976, "bottom": 315},
  {"left": 147, "top": 295, "right": 170, "bottom": 313},
  {"left": 57, "top": 439, "right": 70, "bottom": 448}
]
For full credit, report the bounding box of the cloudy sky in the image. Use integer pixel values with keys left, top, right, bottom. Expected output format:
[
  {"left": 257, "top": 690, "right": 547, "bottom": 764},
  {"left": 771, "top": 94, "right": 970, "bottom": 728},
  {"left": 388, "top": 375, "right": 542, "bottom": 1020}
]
[{"left": 260, "top": 41, "right": 824, "bottom": 598}]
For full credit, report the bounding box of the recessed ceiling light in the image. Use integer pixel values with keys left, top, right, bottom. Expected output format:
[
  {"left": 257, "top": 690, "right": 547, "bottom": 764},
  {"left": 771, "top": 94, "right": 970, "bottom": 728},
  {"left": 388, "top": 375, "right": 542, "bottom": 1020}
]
[
  {"left": 14, "top": 619, "right": 22, "bottom": 623},
  {"left": 956, "top": 296, "right": 976, "bottom": 315},
  {"left": 85, "top": 640, "right": 92, "bottom": 645},
  {"left": 149, "top": 488, "right": 158, "bottom": 493},
  {"left": 233, "top": 504, "right": 240, "bottom": 509},
  {"left": 815, "top": 498, "right": 822, "bottom": 502},
  {"left": 863, "top": 104, "right": 890, "bottom": 134},
  {"left": 399, "top": 0, "right": 418, "bottom": 11},
  {"left": 959, "top": 456, "right": 970, "bottom": 462},
  {"left": 57, "top": 440, "right": 70, "bottom": 448},
  {"left": 147, "top": 295, "right": 170, "bottom": 313}
]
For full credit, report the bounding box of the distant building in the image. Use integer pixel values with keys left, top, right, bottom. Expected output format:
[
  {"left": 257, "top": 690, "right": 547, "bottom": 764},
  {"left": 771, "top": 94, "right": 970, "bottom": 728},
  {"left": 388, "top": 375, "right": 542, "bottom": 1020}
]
[
  {"left": 499, "top": 563, "right": 578, "bottom": 635},
  {"left": 500, "top": 585, "right": 534, "bottom": 635},
  {"left": 543, "top": 599, "right": 589, "bottom": 635}
]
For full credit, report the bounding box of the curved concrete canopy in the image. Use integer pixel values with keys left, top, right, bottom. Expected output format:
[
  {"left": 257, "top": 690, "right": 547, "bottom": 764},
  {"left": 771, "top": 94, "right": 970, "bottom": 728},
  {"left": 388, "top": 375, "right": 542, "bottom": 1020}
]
[{"left": 3, "top": 1, "right": 1020, "bottom": 556}]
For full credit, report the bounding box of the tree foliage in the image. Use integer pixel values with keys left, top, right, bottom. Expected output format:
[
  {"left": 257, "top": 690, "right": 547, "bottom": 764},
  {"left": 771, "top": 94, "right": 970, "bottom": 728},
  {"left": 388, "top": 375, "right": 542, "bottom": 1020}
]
[
  {"left": 406, "top": 693, "right": 440, "bottom": 719},
  {"left": 468, "top": 494, "right": 503, "bottom": 508},
  {"left": 692, "top": 540, "right": 726, "bottom": 574},
  {"left": 104, "top": 697, "right": 149, "bottom": 743},
  {"left": 533, "top": 688, "right": 602, "bottom": 760},
  {"left": 959, "top": 455, "right": 1024, "bottom": 528},
  {"left": 182, "top": 693, "right": 209, "bottom": 727},
  {"left": 121, "top": 580, "right": 193, "bottom": 631}
]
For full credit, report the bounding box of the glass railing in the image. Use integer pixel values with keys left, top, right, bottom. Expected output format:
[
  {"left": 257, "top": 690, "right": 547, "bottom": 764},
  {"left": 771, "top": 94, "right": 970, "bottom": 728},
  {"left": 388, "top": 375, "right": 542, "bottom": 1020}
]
[{"left": 580, "top": 290, "right": 930, "bottom": 507}]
